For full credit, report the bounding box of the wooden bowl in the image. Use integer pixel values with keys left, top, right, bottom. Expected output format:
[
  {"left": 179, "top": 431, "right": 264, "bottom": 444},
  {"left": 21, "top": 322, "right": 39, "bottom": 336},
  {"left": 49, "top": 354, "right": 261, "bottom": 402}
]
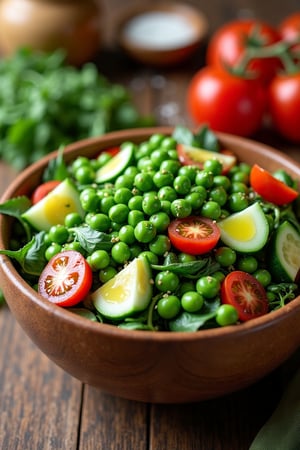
[
  {"left": 1, "top": 127, "right": 300, "bottom": 404},
  {"left": 117, "top": 3, "right": 208, "bottom": 66}
]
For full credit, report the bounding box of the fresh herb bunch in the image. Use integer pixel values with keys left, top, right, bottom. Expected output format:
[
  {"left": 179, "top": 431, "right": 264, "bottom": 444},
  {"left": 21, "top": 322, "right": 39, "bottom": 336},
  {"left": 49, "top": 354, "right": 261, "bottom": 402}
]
[{"left": 0, "top": 48, "right": 154, "bottom": 170}]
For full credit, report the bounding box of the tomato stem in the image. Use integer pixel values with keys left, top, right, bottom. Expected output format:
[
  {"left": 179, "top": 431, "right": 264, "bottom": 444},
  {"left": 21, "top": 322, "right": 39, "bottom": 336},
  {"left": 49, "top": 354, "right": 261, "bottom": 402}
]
[{"left": 232, "top": 39, "right": 300, "bottom": 76}]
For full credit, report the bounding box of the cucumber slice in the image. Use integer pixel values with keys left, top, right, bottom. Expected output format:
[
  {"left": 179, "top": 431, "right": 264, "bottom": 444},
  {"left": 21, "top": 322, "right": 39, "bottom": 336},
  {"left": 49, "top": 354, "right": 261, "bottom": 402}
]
[
  {"left": 218, "top": 202, "right": 269, "bottom": 252},
  {"left": 22, "top": 178, "right": 84, "bottom": 231},
  {"left": 96, "top": 144, "right": 134, "bottom": 184},
  {"left": 268, "top": 220, "right": 300, "bottom": 282},
  {"left": 91, "top": 256, "right": 153, "bottom": 320}
]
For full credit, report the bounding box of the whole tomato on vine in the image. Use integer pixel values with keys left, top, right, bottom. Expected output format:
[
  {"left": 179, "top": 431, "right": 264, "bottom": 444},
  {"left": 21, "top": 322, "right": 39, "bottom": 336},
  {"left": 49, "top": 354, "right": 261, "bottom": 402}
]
[
  {"left": 206, "top": 19, "right": 282, "bottom": 85},
  {"left": 186, "top": 66, "right": 266, "bottom": 137}
]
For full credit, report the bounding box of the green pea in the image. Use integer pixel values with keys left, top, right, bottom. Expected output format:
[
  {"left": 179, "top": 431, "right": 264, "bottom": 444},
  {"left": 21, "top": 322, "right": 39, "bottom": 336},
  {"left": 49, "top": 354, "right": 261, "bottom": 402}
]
[
  {"left": 181, "top": 291, "right": 204, "bottom": 313},
  {"left": 114, "top": 187, "right": 132, "bottom": 204},
  {"left": 157, "top": 295, "right": 181, "bottom": 319},
  {"left": 173, "top": 175, "right": 191, "bottom": 195},
  {"left": 149, "top": 211, "right": 170, "bottom": 232},
  {"left": 118, "top": 225, "right": 136, "bottom": 244},
  {"left": 201, "top": 201, "right": 221, "bottom": 220},
  {"left": 155, "top": 271, "right": 180, "bottom": 293},
  {"left": 89, "top": 250, "right": 110, "bottom": 270},
  {"left": 216, "top": 304, "right": 238, "bottom": 326},
  {"left": 149, "top": 234, "right": 171, "bottom": 256},
  {"left": 48, "top": 225, "right": 69, "bottom": 244},
  {"left": 196, "top": 275, "right": 220, "bottom": 299},
  {"left": 171, "top": 199, "right": 192, "bottom": 218},
  {"left": 134, "top": 172, "right": 154, "bottom": 192},
  {"left": 108, "top": 204, "right": 129, "bottom": 224},
  {"left": 134, "top": 220, "right": 157, "bottom": 243},
  {"left": 99, "top": 266, "right": 117, "bottom": 283},
  {"left": 111, "top": 242, "right": 131, "bottom": 264},
  {"left": 215, "top": 246, "right": 236, "bottom": 267},
  {"left": 142, "top": 192, "right": 161, "bottom": 215}
]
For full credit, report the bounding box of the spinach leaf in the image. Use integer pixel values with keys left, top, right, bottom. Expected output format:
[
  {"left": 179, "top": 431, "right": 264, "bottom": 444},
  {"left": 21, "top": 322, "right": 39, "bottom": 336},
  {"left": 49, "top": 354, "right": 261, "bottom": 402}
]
[
  {"left": 0, "top": 231, "right": 48, "bottom": 275},
  {"left": 172, "top": 125, "right": 220, "bottom": 152},
  {"left": 71, "top": 226, "right": 113, "bottom": 253},
  {"left": 0, "top": 196, "right": 32, "bottom": 240},
  {"left": 169, "top": 299, "right": 220, "bottom": 332},
  {"left": 151, "top": 258, "right": 220, "bottom": 279}
]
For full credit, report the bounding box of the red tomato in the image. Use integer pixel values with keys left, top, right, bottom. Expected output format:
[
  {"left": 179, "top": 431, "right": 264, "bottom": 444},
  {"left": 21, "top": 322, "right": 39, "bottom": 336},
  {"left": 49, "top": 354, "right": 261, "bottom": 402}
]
[
  {"left": 38, "top": 250, "right": 93, "bottom": 307},
  {"left": 206, "top": 19, "right": 281, "bottom": 85},
  {"left": 250, "top": 164, "right": 298, "bottom": 205},
  {"left": 279, "top": 12, "right": 300, "bottom": 57},
  {"left": 31, "top": 180, "right": 61, "bottom": 204},
  {"left": 221, "top": 271, "right": 269, "bottom": 322},
  {"left": 268, "top": 72, "right": 300, "bottom": 143},
  {"left": 168, "top": 216, "right": 220, "bottom": 255},
  {"left": 186, "top": 66, "right": 266, "bottom": 137}
]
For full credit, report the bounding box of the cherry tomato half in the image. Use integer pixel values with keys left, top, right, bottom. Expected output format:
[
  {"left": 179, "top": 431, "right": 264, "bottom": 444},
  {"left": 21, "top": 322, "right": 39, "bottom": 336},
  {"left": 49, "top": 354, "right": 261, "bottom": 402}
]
[
  {"left": 206, "top": 19, "right": 281, "bottom": 85},
  {"left": 250, "top": 164, "right": 298, "bottom": 205},
  {"left": 38, "top": 250, "right": 93, "bottom": 307},
  {"left": 268, "top": 72, "right": 300, "bottom": 143},
  {"left": 186, "top": 66, "right": 266, "bottom": 137},
  {"left": 31, "top": 180, "right": 61, "bottom": 204},
  {"left": 221, "top": 271, "right": 269, "bottom": 321},
  {"left": 168, "top": 216, "right": 220, "bottom": 255}
]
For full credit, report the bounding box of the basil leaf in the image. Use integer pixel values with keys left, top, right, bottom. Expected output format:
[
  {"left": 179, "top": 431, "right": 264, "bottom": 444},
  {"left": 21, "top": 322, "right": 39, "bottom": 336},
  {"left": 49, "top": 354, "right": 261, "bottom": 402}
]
[
  {"left": 0, "top": 231, "right": 47, "bottom": 275},
  {"left": 71, "top": 226, "right": 113, "bottom": 253}
]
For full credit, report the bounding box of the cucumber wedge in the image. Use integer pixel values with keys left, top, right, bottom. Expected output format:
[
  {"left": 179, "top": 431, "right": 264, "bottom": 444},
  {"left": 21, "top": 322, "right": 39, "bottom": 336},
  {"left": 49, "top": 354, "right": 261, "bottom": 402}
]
[
  {"left": 268, "top": 220, "right": 300, "bottom": 282},
  {"left": 22, "top": 178, "right": 84, "bottom": 231},
  {"left": 96, "top": 144, "right": 134, "bottom": 184},
  {"left": 91, "top": 256, "right": 153, "bottom": 320}
]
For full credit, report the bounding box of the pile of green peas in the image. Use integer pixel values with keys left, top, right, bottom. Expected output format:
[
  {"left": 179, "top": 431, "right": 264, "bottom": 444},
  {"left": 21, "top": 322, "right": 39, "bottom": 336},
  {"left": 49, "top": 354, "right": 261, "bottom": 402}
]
[{"left": 39, "top": 132, "right": 277, "bottom": 329}]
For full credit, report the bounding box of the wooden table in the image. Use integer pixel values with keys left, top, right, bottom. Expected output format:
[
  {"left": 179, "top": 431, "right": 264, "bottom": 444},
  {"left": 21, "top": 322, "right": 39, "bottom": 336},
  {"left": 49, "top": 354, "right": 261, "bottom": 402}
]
[{"left": 1, "top": 2, "right": 300, "bottom": 448}]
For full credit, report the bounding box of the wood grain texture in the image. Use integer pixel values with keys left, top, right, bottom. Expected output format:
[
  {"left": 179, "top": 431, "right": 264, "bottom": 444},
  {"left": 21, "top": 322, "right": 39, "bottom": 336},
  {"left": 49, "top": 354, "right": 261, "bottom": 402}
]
[
  {"left": 1, "top": 0, "right": 300, "bottom": 447},
  {"left": 0, "top": 306, "right": 82, "bottom": 450}
]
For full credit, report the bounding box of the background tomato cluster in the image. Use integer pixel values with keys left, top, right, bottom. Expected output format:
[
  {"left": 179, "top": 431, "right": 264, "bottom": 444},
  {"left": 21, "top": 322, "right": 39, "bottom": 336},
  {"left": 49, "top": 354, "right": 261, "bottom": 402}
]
[{"left": 186, "top": 12, "right": 300, "bottom": 143}]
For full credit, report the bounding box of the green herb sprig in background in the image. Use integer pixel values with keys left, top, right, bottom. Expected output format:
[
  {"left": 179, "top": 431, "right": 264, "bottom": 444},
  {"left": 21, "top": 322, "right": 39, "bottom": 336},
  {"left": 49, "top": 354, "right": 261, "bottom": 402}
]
[{"left": 0, "top": 48, "right": 154, "bottom": 170}]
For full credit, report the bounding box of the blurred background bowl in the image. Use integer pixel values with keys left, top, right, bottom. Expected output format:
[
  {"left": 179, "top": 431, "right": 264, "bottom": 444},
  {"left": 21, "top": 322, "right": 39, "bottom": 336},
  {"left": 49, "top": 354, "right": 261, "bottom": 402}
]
[
  {"left": 1, "top": 127, "right": 300, "bottom": 404},
  {"left": 117, "top": 2, "right": 209, "bottom": 66}
]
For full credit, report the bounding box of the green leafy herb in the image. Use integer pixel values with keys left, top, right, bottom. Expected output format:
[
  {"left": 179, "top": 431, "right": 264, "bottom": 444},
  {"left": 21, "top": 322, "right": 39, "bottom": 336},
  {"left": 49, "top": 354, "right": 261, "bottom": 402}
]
[
  {"left": 0, "top": 231, "right": 48, "bottom": 275},
  {"left": 0, "top": 48, "right": 154, "bottom": 170},
  {"left": 42, "top": 145, "right": 69, "bottom": 182},
  {"left": 172, "top": 125, "right": 220, "bottom": 152},
  {"left": 169, "top": 299, "right": 220, "bottom": 332},
  {"left": 267, "top": 283, "right": 299, "bottom": 309},
  {"left": 0, "top": 196, "right": 32, "bottom": 240},
  {"left": 151, "top": 258, "right": 220, "bottom": 279},
  {"left": 71, "top": 226, "right": 113, "bottom": 253}
]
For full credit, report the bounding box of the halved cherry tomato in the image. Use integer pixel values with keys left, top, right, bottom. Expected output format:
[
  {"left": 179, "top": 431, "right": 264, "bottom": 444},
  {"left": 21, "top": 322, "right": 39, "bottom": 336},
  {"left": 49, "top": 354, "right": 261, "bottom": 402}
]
[
  {"left": 250, "top": 164, "right": 298, "bottom": 205},
  {"left": 31, "top": 180, "right": 61, "bottom": 204},
  {"left": 221, "top": 271, "right": 269, "bottom": 322},
  {"left": 168, "top": 216, "right": 220, "bottom": 255},
  {"left": 38, "top": 250, "right": 93, "bottom": 307},
  {"left": 177, "top": 143, "right": 236, "bottom": 174}
]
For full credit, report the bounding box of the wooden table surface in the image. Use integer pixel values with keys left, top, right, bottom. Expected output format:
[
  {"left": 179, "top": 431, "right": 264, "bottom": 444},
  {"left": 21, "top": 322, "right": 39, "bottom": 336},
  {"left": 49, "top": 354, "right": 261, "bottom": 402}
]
[{"left": 1, "top": 1, "right": 300, "bottom": 448}]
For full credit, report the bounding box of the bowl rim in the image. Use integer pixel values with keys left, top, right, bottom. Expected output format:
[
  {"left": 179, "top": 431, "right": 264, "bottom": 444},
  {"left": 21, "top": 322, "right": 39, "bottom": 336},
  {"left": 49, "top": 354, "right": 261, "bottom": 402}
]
[{"left": 1, "top": 126, "right": 300, "bottom": 343}]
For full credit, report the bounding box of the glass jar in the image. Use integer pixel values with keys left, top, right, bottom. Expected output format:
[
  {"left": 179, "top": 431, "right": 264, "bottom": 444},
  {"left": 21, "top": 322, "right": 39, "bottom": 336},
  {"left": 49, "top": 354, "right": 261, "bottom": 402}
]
[{"left": 0, "top": 0, "right": 102, "bottom": 65}]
